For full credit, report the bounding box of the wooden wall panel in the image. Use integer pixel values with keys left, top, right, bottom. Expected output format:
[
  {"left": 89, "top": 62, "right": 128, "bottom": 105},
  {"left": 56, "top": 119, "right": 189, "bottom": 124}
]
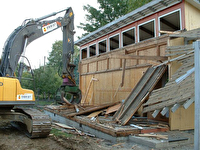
[
  {"left": 109, "top": 59, "right": 121, "bottom": 70},
  {"left": 168, "top": 37, "right": 184, "bottom": 79},
  {"left": 89, "top": 62, "right": 96, "bottom": 72},
  {"left": 81, "top": 64, "right": 88, "bottom": 74},
  {"left": 126, "top": 59, "right": 137, "bottom": 67},
  {"left": 80, "top": 67, "right": 148, "bottom": 105},
  {"left": 98, "top": 60, "right": 107, "bottom": 71},
  {"left": 160, "top": 45, "right": 166, "bottom": 56},
  {"left": 169, "top": 103, "right": 194, "bottom": 130},
  {"left": 185, "top": 1, "right": 200, "bottom": 31}
]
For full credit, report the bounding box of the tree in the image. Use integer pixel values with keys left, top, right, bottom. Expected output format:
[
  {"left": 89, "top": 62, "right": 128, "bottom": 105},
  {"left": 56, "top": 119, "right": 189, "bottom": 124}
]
[
  {"left": 78, "top": 0, "right": 152, "bottom": 36},
  {"left": 78, "top": 0, "right": 128, "bottom": 36},
  {"left": 48, "top": 40, "right": 80, "bottom": 84},
  {"left": 48, "top": 40, "right": 63, "bottom": 69},
  {"left": 127, "top": 0, "right": 152, "bottom": 13},
  {"left": 33, "top": 66, "right": 62, "bottom": 100}
]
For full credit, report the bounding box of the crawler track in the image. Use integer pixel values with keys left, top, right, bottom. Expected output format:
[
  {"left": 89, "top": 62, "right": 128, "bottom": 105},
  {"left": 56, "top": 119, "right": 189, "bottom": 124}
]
[{"left": 0, "top": 108, "right": 51, "bottom": 138}]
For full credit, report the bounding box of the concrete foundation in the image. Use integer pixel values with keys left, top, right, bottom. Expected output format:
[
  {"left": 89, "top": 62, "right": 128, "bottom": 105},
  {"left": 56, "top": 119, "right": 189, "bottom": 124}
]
[
  {"left": 44, "top": 110, "right": 194, "bottom": 148},
  {"left": 44, "top": 110, "right": 128, "bottom": 143}
]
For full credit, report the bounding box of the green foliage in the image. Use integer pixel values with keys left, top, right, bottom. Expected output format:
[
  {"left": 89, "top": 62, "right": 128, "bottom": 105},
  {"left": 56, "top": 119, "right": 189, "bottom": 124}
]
[
  {"left": 51, "top": 128, "right": 73, "bottom": 138},
  {"left": 78, "top": 0, "right": 128, "bottom": 36},
  {"left": 20, "top": 71, "right": 34, "bottom": 90},
  {"left": 127, "top": 0, "right": 152, "bottom": 13},
  {"left": 48, "top": 40, "right": 63, "bottom": 69},
  {"left": 78, "top": 0, "right": 152, "bottom": 37},
  {"left": 34, "top": 66, "right": 62, "bottom": 99}
]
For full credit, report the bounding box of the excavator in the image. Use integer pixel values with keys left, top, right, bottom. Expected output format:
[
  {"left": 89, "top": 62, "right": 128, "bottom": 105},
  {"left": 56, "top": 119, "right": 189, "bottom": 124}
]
[{"left": 0, "top": 7, "right": 81, "bottom": 138}]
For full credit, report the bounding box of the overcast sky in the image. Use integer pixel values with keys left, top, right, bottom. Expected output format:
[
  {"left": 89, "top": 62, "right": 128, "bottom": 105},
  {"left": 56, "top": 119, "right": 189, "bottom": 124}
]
[{"left": 0, "top": 0, "right": 98, "bottom": 68}]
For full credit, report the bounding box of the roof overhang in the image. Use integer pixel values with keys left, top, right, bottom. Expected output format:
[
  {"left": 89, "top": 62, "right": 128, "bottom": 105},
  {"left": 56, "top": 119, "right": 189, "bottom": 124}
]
[{"left": 75, "top": 0, "right": 182, "bottom": 47}]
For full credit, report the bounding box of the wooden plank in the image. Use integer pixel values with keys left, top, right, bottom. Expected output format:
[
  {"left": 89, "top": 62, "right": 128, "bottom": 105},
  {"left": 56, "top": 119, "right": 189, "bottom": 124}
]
[
  {"left": 70, "top": 116, "right": 139, "bottom": 137},
  {"left": 54, "top": 123, "right": 74, "bottom": 130},
  {"left": 121, "top": 59, "right": 126, "bottom": 87},
  {"left": 80, "top": 64, "right": 152, "bottom": 76},
  {"left": 110, "top": 54, "right": 168, "bottom": 61},
  {"left": 105, "top": 103, "right": 121, "bottom": 115},
  {"left": 143, "top": 93, "right": 194, "bottom": 113},
  {"left": 87, "top": 110, "right": 103, "bottom": 118},
  {"left": 67, "top": 102, "right": 119, "bottom": 117},
  {"left": 82, "top": 77, "right": 98, "bottom": 104},
  {"left": 140, "top": 127, "right": 169, "bottom": 134},
  {"left": 113, "top": 65, "right": 167, "bottom": 125},
  {"left": 170, "top": 28, "right": 200, "bottom": 39},
  {"left": 138, "top": 133, "right": 168, "bottom": 139},
  {"left": 143, "top": 74, "right": 194, "bottom": 112},
  {"left": 166, "top": 44, "right": 193, "bottom": 51}
]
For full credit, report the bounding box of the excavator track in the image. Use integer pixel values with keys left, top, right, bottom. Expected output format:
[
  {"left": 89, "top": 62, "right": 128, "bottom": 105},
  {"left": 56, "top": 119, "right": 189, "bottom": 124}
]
[{"left": 0, "top": 108, "right": 51, "bottom": 138}]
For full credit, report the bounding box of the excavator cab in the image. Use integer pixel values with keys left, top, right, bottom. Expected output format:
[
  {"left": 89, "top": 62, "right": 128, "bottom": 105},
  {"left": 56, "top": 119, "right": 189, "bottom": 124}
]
[{"left": 0, "top": 77, "right": 35, "bottom": 106}]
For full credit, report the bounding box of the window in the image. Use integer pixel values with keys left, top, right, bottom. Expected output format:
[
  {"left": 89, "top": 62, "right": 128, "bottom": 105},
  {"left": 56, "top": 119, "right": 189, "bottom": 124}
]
[
  {"left": 81, "top": 47, "right": 87, "bottom": 59},
  {"left": 122, "top": 28, "right": 135, "bottom": 47},
  {"left": 159, "top": 9, "right": 181, "bottom": 35},
  {"left": 89, "top": 44, "right": 96, "bottom": 57},
  {"left": 98, "top": 39, "right": 107, "bottom": 54},
  {"left": 138, "top": 19, "right": 155, "bottom": 42},
  {"left": 109, "top": 34, "right": 119, "bottom": 51}
]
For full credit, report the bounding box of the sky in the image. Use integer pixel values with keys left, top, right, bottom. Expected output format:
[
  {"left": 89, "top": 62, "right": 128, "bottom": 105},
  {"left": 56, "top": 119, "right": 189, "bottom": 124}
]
[{"left": 0, "top": 0, "right": 98, "bottom": 69}]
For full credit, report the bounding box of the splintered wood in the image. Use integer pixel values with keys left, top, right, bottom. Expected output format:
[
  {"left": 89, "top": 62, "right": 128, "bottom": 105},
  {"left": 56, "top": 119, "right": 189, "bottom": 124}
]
[
  {"left": 113, "top": 65, "right": 167, "bottom": 125},
  {"left": 143, "top": 45, "right": 195, "bottom": 113}
]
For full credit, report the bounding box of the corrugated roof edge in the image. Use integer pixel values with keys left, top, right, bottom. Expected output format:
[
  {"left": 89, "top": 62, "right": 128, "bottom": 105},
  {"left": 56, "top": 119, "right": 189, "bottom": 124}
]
[{"left": 75, "top": 0, "right": 182, "bottom": 47}]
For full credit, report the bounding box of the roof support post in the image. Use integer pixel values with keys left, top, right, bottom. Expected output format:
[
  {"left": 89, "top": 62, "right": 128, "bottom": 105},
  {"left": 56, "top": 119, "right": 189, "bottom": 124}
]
[{"left": 194, "top": 40, "right": 200, "bottom": 150}]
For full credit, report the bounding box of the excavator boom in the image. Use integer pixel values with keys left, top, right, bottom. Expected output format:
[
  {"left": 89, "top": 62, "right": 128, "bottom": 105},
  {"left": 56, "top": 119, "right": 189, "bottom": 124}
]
[{"left": 0, "top": 7, "right": 80, "bottom": 138}]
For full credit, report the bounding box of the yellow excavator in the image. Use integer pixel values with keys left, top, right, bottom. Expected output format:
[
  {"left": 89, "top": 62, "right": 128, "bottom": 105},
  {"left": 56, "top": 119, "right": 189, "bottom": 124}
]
[{"left": 0, "top": 7, "right": 81, "bottom": 138}]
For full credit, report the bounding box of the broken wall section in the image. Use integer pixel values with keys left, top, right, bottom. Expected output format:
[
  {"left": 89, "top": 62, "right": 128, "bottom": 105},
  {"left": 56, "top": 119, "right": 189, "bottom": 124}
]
[{"left": 79, "top": 36, "right": 168, "bottom": 106}]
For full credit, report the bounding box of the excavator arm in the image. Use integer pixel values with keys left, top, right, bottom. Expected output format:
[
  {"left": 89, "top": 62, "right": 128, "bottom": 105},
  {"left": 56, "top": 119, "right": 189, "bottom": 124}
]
[{"left": 0, "top": 7, "right": 74, "bottom": 79}]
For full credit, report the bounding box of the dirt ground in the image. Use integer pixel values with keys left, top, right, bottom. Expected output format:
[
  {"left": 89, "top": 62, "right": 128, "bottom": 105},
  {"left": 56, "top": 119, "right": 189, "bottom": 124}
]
[
  {"left": 0, "top": 122, "right": 146, "bottom": 150},
  {"left": 0, "top": 122, "right": 195, "bottom": 150},
  {"left": 0, "top": 122, "right": 196, "bottom": 150}
]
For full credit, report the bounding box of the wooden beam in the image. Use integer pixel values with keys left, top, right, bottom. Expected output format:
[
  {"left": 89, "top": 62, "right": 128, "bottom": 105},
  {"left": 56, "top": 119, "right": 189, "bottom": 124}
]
[
  {"left": 67, "top": 102, "right": 119, "bottom": 117},
  {"left": 121, "top": 59, "right": 126, "bottom": 87},
  {"left": 81, "top": 64, "right": 152, "bottom": 76},
  {"left": 110, "top": 54, "right": 167, "bottom": 61},
  {"left": 82, "top": 77, "right": 98, "bottom": 104}
]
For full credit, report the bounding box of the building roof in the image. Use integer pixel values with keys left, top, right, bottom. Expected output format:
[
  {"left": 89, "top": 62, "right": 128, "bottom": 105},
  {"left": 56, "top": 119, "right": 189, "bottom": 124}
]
[
  {"left": 75, "top": 0, "right": 182, "bottom": 46},
  {"left": 142, "top": 29, "right": 200, "bottom": 114}
]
